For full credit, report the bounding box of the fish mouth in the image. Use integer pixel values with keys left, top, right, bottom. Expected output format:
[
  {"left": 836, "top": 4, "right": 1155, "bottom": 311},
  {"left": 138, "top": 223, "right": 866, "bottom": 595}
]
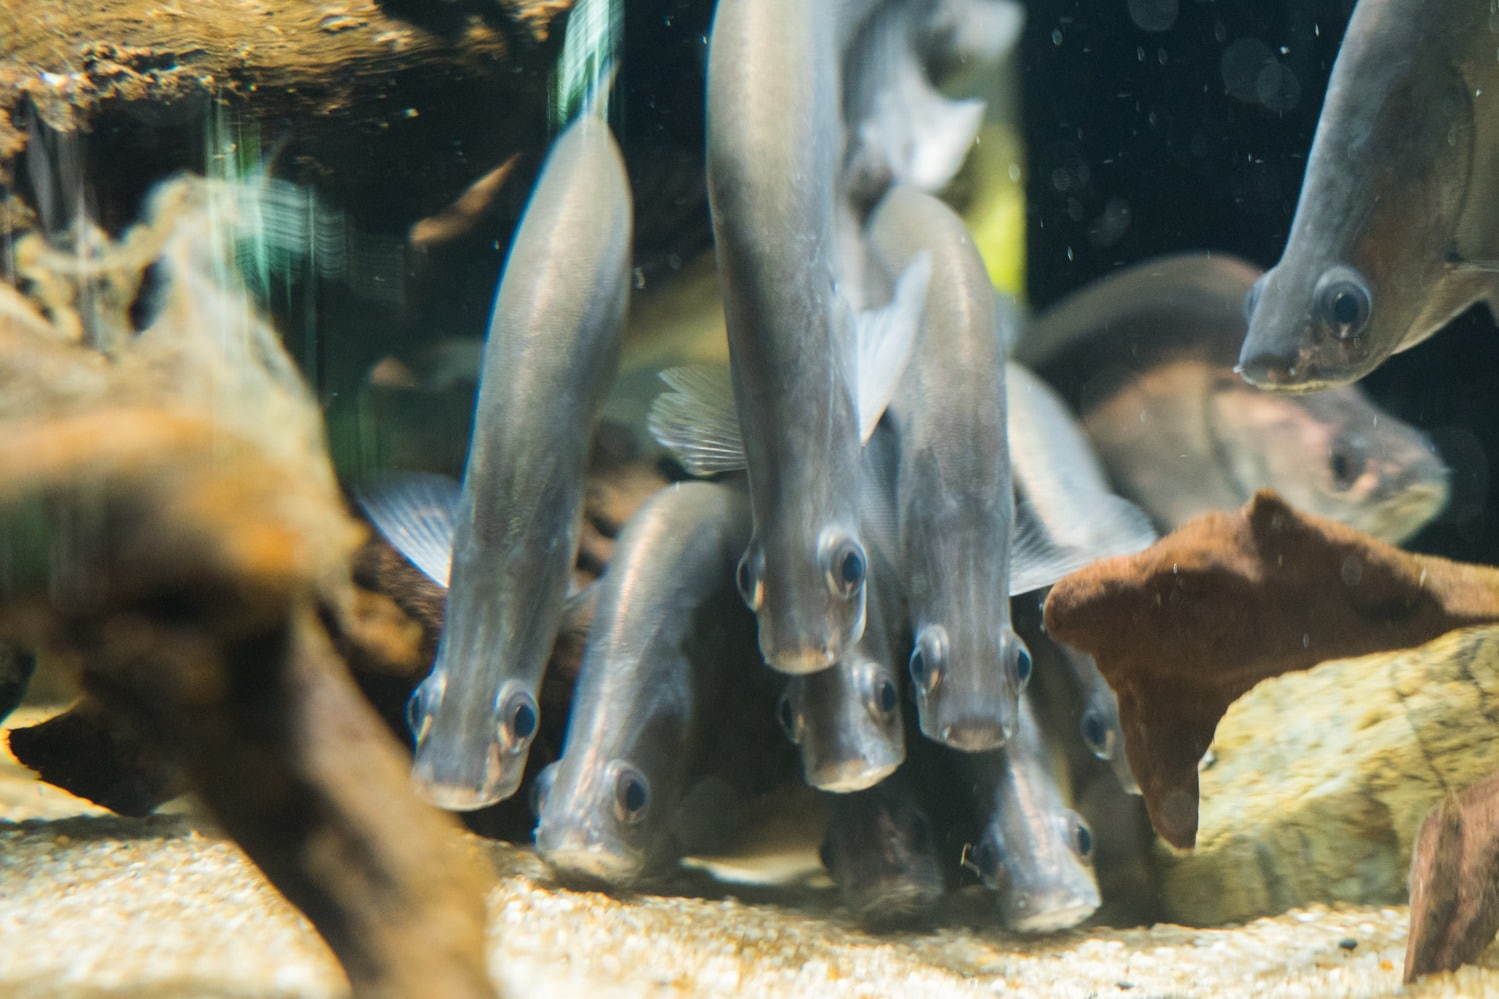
[
  {"left": 1234, "top": 344, "right": 1365, "bottom": 393},
  {"left": 1001, "top": 892, "right": 1100, "bottom": 933},
  {"left": 537, "top": 831, "right": 647, "bottom": 888},
  {"left": 804, "top": 755, "right": 901, "bottom": 793},
  {"left": 414, "top": 779, "right": 512, "bottom": 811},
  {"left": 768, "top": 644, "right": 842, "bottom": 676},
  {"left": 924, "top": 710, "right": 1012, "bottom": 752},
  {"left": 411, "top": 744, "right": 523, "bottom": 810}
]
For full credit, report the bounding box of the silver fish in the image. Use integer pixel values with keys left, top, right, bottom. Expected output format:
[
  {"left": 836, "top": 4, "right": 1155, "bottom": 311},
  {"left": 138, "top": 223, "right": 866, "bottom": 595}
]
[
  {"left": 778, "top": 564, "right": 906, "bottom": 793},
  {"left": 1021, "top": 254, "right": 1450, "bottom": 542},
  {"left": 776, "top": 421, "right": 906, "bottom": 793},
  {"left": 401, "top": 116, "right": 631, "bottom": 809},
  {"left": 961, "top": 693, "right": 1100, "bottom": 933},
  {"left": 705, "top": 0, "right": 913, "bottom": 676},
  {"left": 1236, "top": 1, "right": 1499, "bottom": 390},
  {"left": 534, "top": 481, "right": 751, "bottom": 886},
  {"left": 869, "top": 185, "right": 1028, "bottom": 751},
  {"left": 819, "top": 773, "right": 946, "bottom": 926}
]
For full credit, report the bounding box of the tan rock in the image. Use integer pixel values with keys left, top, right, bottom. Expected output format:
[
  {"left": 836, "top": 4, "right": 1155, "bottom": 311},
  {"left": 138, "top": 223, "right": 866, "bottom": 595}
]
[{"left": 1160, "top": 624, "right": 1499, "bottom": 926}]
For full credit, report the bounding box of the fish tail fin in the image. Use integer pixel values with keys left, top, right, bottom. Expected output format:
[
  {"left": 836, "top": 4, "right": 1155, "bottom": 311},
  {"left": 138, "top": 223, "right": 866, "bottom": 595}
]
[
  {"left": 647, "top": 364, "right": 748, "bottom": 474},
  {"left": 354, "top": 471, "right": 461, "bottom": 587},
  {"left": 856, "top": 250, "right": 932, "bottom": 442}
]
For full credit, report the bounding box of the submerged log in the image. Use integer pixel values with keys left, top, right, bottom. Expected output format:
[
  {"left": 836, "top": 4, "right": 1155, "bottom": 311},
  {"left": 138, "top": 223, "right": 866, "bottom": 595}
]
[
  {"left": 0, "top": 175, "right": 498, "bottom": 997},
  {"left": 0, "top": 0, "right": 571, "bottom": 237}
]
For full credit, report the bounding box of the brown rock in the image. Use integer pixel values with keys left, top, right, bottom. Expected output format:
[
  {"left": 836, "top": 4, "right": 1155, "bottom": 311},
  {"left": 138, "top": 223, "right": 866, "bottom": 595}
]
[{"left": 1043, "top": 489, "right": 1499, "bottom": 848}]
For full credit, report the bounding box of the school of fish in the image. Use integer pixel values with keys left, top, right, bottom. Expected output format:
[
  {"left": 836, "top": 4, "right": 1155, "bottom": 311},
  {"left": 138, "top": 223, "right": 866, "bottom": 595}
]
[{"left": 360, "top": 0, "right": 1472, "bottom": 931}]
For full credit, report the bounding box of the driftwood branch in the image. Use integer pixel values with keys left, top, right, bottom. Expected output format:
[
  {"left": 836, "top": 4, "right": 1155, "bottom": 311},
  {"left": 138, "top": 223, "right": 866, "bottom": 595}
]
[
  {"left": 0, "top": 174, "right": 499, "bottom": 997},
  {"left": 0, "top": 0, "right": 574, "bottom": 236}
]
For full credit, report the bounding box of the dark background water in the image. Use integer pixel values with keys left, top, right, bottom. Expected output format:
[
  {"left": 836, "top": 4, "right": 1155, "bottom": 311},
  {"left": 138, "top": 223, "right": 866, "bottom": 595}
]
[{"left": 1018, "top": 0, "right": 1499, "bottom": 563}]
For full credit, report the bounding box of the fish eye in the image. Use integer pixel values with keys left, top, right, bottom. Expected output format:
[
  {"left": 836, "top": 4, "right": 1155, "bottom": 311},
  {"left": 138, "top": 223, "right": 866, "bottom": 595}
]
[
  {"left": 1070, "top": 814, "right": 1095, "bottom": 861},
  {"left": 1328, "top": 433, "right": 1367, "bottom": 491},
  {"left": 1313, "top": 268, "right": 1371, "bottom": 341},
  {"left": 736, "top": 551, "right": 764, "bottom": 610},
  {"left": 501, "top": 691, "right": 538, "bottom": 746},
  {"left": 1081, "top": 710, "right": 1114, "bottom": 758},
  {"left": 613, "top": 765, "right": 650, "bottom": 823},
  {"left": 1242, "top": 275, "right": 1264, "bottom": 325},
  {"left": 776, "top": 689, "right": 801, "bottom": 743},
  {"left": 530, "top": 762, "right": 558, "bottom": 817},
  {"left": 1015, "top": 643, "right": 1033, "bottom": 688},
  {"left": 876, "top": 678, "right": 898, "bottom": 715},
  {"left": 909, "top": 628, "right": 946, "bottom": 693},
  {"left": 823, "top": 536, "right": 867, "bottom": 598}
]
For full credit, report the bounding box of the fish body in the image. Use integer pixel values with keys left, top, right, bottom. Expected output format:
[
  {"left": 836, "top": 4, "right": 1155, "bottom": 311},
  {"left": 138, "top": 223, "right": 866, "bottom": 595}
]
[
  {"left": 819, "top": 771, "right": 947, "bottom": 926},
  {"left": 408, "top": 116, "right": 632, "bottom": 810},
  {"left": 779, "top": 563, "right": 906, "bottom": 793},
  {"left": 705, "top": 0, "right": 884, "bottom": 675},
  {"left": 777, "top": 421, "right": 907, "bottom": 793},
  {"left": 961, "top": 693, "right": 1100, "bottom": 933},
  {"left": 1237, "top": 1, "right": 1499, "bottom": 390},
  {"left": 869, "top": 185, "right": 1025, "bottom": 751},
  {"left": 1025, "top": 254, "right": 1450, "bottom": 543},
  {"left": 534, "top": 481, "right": 751, "bottom": 886}
]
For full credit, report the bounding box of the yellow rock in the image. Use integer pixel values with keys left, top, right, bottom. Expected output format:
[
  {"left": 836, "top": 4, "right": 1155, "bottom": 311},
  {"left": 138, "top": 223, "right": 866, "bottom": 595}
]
[{"left": 1159, "top": 625, "right": 1499, "bottom": 925}]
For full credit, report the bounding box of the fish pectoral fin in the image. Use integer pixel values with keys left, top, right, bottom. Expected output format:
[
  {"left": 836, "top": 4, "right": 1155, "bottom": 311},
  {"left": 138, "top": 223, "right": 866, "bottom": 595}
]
[
  {"left": 856, "top": 250, "right": 932, "bottom": 442},
  {"left": 354, "top": 471, "right": 461, "bottom": 588},
  {"left": 1008, "top": 495, "right": 1158, "bottom": 595},
  {"left": 647, "top": 364, "right": 747, "bottom": 474}
]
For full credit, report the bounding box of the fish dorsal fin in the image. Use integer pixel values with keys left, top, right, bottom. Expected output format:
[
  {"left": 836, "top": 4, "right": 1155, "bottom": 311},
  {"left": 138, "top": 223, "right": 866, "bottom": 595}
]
[
  {"left": 647, "top": 364, "right": 747, "bottom": 474},
  {"left": 1008, "top": 494, "right": 1156, "bottom": 595},
  {"left": 355, "top": 471, "right": 461, "bottom": 587},
  {"left": 856, "top": 250, "right": 932, "bottom": 442}
]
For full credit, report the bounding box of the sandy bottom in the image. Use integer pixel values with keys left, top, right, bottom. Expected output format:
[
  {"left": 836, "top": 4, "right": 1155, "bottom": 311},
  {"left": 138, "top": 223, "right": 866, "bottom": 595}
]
[{"left": 4, "top": 708, "right": 1499, "bottom": 999}]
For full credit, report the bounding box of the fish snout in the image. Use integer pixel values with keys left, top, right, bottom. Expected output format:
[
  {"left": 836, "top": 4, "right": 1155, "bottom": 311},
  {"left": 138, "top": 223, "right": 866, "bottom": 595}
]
[
  {"left": 768, "top": 642, "right": 842, "bottom": 676},
  {"left": 538, "top": 838, "right": 645, "bottom": 888},
  {"left": 1234, "top": 348, "right": 1305, "bottom": 389},
  {"left": 413, "top": 777, "right": 512, "bottom": 812},
  {"left": 1000, "top": 888, "right": 1101, "bottom": 934},
  {"left": 411, "top": 737, "right": 525, "bottom": 810},
  {"left": 805, "top": 753, "right": 901, "bottom": 794},
  {"left": 922, "top": 692, "right": 1016, "bottom": 752}
]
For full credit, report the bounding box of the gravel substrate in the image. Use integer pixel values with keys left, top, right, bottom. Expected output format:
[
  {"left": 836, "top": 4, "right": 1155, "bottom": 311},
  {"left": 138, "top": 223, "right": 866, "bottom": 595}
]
[{"left": 4, "top": 708, "right": 1499, "bottom": 998}]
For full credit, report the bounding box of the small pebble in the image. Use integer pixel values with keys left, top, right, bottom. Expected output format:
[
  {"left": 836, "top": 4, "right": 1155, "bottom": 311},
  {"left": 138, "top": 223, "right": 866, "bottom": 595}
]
[{"left": 1338, "top": 938, "right": 1357, "bottom": 951}]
